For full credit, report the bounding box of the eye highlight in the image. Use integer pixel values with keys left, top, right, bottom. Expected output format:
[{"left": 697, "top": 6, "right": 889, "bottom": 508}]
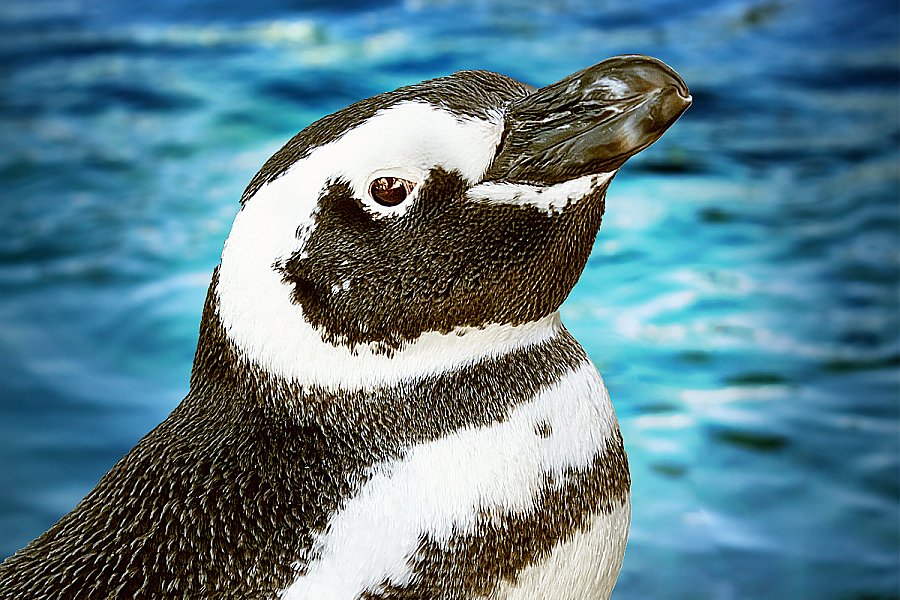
[{"left": 369, "top": 177, "right": 416, "bottom": 207}]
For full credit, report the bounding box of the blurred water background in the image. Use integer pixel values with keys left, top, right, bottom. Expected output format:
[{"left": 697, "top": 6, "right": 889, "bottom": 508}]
[{"left": 0, "top": 0, "right": 897, "bottom": 597}]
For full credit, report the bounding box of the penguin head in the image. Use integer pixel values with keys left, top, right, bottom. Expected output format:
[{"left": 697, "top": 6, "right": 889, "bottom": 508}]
[{"left": 214, "top": 56, "right": 690, "bottom": 388}]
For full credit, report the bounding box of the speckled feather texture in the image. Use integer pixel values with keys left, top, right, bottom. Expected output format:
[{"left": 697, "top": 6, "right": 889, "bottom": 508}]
[{"left": 0, "top": 59, "right": 691, "bottom": 598}]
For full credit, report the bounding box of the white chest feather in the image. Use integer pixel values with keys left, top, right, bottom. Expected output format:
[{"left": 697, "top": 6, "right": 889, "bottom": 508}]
[{"left": 280, "top": 361, "right": 629, "bottom": 600}]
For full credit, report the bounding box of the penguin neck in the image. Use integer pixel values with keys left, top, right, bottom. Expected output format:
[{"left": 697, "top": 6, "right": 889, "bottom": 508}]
[{"left": 190, "top": 268, "right": 576, "bottom": 405}]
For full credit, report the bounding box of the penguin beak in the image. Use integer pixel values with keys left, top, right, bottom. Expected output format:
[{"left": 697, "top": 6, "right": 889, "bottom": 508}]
[{"left": 484, "top": 55, "right": 691, "bottom": 185}]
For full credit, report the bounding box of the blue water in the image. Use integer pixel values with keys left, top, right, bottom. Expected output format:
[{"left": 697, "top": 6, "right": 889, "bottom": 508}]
[{"left": 0, "top": 0, "right": 897, "bottom": 597}]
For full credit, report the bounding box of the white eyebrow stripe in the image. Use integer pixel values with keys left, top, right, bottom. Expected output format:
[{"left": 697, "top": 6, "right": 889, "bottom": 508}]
[{"left": 467, "top": 172, "right": 615, "bottom": 214}]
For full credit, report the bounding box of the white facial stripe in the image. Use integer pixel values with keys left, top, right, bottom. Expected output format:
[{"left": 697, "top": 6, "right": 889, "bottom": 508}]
[
  {"left": 338, "top": 102, "right": 503, "bottom": 217},
  {"left": 217, "top": 101, "right": 510, "bottom": 389},
  {"left": 468, "top": 171, "right": 615, "bottom": 214},
  {"left": 219, "top": 278, "right": 562, "bottom": 390},
  {"left": 281, "top": 362, "right": 621, "bottom": 598}
]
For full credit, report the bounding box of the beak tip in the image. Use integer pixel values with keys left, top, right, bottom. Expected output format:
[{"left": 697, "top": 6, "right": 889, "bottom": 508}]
[{"left": 675, "top": 91, "right": 693, "bottom": 111}]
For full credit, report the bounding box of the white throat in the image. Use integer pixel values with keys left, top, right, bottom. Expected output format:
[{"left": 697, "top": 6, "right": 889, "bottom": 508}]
[{"left": 215, "top": 277, "right": 563, "bottom": 390}]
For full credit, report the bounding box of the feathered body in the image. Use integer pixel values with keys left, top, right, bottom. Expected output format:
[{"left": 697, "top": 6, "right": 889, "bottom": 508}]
[{"left": 0, "top": 57, "right": 689, "bottom": 599}]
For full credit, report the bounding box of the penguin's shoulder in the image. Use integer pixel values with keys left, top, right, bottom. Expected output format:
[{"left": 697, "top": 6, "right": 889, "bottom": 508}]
[{"left": 0, "top": 394, "right": 315, "bottom": 598}]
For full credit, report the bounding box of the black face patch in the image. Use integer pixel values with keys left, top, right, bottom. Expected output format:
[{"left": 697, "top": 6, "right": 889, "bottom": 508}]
[
  {"left": 276, "top": 168, "right": 609, "bottom": 351},
  {"left": 241, "top": 70, "right": 534, "bottom": 205}
]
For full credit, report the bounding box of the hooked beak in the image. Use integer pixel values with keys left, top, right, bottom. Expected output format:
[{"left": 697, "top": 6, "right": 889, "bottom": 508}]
[{"left": 484, "top": 55, "right": 691, "bottom": 185}]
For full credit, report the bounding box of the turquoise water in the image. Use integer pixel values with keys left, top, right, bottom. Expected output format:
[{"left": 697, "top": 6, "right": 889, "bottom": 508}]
[{"left": 0, "top": 0, "right": 897, "bottom": 597}]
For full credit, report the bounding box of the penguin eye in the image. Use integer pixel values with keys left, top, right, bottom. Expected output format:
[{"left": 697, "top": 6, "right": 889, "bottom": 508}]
[{"left": 369, "top": 177, "right": 415, "bottom": 207}]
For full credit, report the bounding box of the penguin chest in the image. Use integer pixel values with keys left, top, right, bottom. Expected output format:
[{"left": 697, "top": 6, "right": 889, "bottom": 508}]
[{"left": 281, "top": 362, "right": 630, "bottom": 600}]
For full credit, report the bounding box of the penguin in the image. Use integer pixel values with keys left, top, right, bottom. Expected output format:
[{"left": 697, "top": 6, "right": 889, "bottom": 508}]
[{"left": 0, "top": 55, "right": 690, "bottom": 599}]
